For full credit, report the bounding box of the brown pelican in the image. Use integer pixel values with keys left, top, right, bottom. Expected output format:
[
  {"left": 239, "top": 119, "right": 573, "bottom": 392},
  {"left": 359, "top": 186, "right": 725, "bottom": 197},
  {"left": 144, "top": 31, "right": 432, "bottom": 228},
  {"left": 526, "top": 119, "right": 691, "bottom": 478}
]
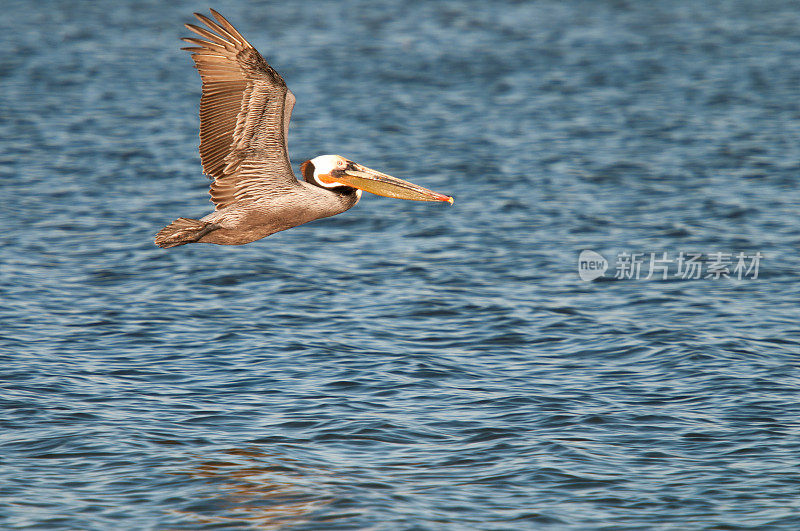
[{"left": 155, "top": 9, "right": 453, "bottom": 248}]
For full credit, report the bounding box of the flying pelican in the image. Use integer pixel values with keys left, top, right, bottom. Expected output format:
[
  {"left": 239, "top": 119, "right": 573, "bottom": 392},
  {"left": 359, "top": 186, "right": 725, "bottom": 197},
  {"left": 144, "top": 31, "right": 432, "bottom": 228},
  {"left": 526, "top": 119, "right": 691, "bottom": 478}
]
[{"left": 155, "top": 9, "right": 453, "bottom": 248}]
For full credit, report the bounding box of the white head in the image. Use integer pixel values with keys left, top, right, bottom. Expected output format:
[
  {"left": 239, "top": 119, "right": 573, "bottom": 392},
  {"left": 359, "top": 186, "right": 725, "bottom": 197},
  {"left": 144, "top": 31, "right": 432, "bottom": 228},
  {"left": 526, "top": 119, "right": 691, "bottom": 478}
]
[{"left": 301, "top": 154, "right": 350, "bottom": 188}]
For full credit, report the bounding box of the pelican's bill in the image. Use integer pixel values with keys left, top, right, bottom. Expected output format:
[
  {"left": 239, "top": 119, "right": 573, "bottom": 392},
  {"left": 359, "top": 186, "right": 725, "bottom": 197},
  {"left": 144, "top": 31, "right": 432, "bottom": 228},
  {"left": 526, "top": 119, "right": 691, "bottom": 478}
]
[{"left": 331, "top": 165, "right": 453, "bottom": 204}]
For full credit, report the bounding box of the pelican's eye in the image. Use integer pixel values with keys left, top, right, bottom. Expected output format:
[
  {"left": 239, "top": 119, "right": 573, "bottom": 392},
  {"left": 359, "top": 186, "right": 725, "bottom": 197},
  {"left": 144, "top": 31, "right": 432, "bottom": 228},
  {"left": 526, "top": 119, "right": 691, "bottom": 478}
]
[{"left": 337, "top": 159, "right": 346, "bottom": 168}]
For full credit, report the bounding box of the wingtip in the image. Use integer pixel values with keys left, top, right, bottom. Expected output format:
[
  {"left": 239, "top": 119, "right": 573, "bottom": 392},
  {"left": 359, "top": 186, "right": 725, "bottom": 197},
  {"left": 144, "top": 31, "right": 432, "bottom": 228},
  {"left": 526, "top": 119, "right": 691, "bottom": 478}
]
[{"left": 208, "top": 8, "right": 228, "bottom": 25}]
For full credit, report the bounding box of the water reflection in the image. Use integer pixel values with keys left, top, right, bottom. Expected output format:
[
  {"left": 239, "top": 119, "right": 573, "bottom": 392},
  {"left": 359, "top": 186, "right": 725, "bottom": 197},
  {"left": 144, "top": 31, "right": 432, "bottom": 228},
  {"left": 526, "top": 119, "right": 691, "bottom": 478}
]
[{"left": 170, "top": 447, "right": 332, "bottom": 529}]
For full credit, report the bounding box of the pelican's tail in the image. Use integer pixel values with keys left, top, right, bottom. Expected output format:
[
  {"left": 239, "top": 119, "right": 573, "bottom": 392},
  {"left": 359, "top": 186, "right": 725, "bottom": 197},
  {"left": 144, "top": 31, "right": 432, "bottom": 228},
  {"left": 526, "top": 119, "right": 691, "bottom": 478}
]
[{"left": 155, "top": 217, "right": 218, "bottom": 248}]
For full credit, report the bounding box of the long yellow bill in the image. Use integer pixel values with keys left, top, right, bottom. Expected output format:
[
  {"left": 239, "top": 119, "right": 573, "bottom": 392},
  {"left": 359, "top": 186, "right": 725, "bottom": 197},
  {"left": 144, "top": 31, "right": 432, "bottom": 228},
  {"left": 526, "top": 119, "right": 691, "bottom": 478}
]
[{"left": 332, "top": 164, "right": 453, "bottom": 204}]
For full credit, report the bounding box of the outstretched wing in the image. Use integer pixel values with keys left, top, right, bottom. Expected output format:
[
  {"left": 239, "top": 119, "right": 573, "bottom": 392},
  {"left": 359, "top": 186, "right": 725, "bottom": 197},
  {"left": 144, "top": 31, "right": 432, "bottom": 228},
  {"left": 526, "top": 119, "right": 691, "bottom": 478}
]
[{"left": 182, "top": 9, "right": 297, "bottom": 210}]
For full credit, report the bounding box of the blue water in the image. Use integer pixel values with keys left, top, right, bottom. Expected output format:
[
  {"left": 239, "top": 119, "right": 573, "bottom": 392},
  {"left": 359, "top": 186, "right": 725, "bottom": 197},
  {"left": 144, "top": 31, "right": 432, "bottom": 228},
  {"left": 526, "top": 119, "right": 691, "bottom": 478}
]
[{"left": 2, "top": 0, "right": 800, "bottom": 528}]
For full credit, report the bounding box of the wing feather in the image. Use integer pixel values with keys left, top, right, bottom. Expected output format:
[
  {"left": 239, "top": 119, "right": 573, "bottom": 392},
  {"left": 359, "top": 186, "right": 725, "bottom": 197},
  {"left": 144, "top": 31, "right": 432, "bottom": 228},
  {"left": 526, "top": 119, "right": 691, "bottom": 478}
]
[{"left": 183, "top": 10, "right": 298, "bottom": 210}]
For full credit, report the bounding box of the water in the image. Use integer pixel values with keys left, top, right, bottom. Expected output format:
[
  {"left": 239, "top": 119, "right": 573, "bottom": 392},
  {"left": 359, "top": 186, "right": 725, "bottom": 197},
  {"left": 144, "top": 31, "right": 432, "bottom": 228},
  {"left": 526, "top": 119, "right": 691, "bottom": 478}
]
[{"left": 2, "top": 0, "right": 799, "bottom": 528}]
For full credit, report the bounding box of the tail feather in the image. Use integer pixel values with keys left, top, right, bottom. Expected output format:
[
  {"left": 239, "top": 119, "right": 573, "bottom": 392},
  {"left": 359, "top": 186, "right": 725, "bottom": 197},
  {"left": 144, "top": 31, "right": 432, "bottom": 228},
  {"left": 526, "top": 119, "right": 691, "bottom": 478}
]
[{"left": 154, "top": 218, "right": 217, "bottom": 248}]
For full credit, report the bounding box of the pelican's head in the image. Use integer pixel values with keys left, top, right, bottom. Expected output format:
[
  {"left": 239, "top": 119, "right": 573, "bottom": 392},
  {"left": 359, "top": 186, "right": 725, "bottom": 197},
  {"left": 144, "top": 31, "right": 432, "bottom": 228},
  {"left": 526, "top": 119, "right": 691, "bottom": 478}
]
[{"left": 300, "top": 155, "right": 453, "bottom": 204}]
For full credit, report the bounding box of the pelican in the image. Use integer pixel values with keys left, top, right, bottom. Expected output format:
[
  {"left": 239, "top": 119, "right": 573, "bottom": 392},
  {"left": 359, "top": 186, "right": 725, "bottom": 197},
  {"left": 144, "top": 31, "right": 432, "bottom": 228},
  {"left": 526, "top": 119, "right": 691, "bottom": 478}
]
[{"left": 155, "top": 9, "right": 453, "bottom": 248}]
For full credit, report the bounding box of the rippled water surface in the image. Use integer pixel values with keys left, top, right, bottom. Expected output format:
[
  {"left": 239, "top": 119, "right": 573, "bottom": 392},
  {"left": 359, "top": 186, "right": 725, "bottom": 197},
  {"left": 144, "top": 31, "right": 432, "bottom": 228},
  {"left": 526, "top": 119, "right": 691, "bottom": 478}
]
[{"left": 2, "top": 0, "right": 800, "bottom": 529}]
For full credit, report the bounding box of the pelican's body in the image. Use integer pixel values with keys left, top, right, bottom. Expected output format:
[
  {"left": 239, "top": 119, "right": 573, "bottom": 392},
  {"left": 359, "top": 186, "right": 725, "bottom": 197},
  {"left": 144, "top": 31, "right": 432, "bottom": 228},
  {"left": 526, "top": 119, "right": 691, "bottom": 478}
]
[
  {"left": 193, "top": 178, "right": 360, "bottom": 246},
  {"left": 155, "top": 10, "right": 452, "bottom": 248}
]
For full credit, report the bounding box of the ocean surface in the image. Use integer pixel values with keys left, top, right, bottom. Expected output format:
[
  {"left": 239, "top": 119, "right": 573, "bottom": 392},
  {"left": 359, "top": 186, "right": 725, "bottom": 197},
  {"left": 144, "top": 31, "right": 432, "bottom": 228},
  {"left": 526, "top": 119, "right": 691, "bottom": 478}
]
[{"left": 2, "top": 0, "right": 799, "bottom": 529}]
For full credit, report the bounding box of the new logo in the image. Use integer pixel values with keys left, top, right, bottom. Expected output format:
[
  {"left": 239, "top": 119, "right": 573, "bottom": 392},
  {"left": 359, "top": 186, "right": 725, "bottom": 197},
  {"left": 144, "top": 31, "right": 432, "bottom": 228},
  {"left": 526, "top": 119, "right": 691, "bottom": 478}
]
[{"left": 578, "top": 250, "right": 608, "bottom": 281}]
